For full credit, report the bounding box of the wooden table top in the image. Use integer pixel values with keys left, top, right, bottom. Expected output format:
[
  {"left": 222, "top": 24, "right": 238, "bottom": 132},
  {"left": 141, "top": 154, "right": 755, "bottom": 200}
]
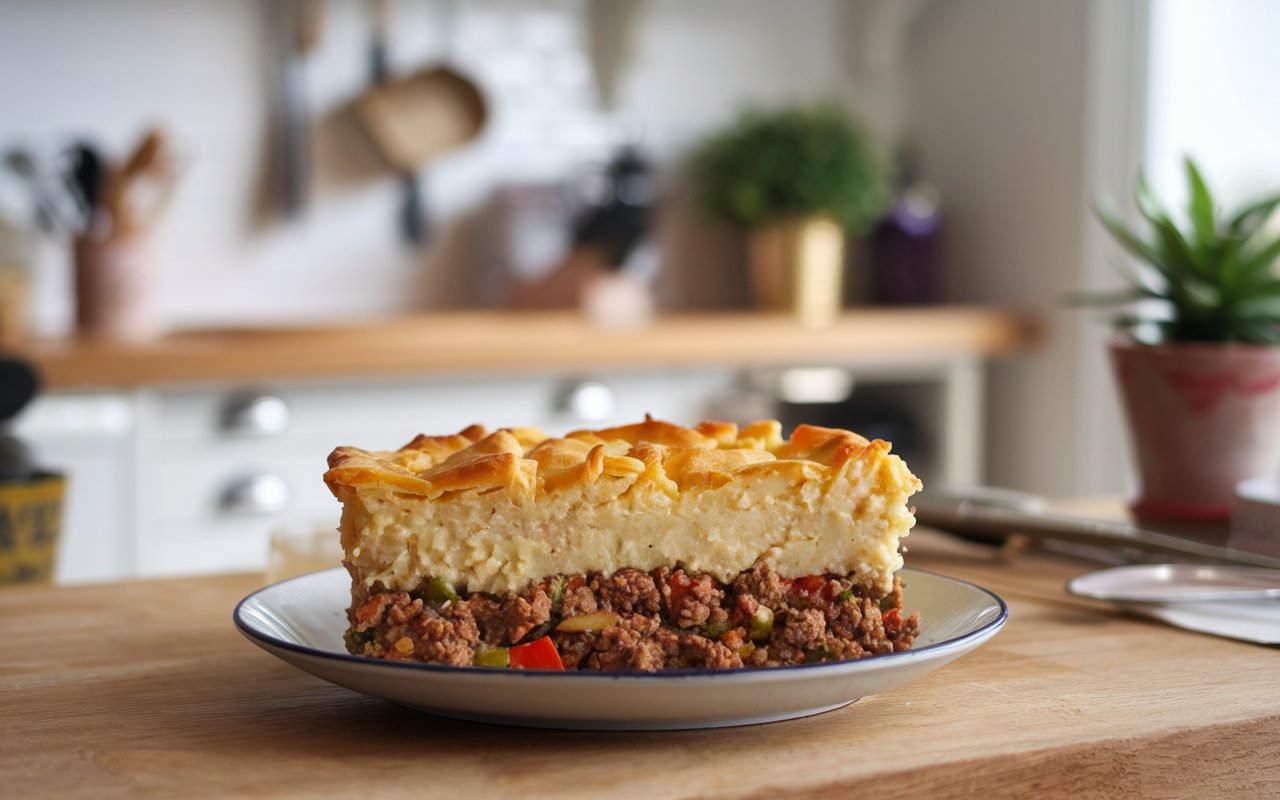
[
  {"left": 18, "top": 308, "right": 1038, "bottom": 390},
  {"left": 2, "top": 530, "right": 1276, "bottom": 799}
]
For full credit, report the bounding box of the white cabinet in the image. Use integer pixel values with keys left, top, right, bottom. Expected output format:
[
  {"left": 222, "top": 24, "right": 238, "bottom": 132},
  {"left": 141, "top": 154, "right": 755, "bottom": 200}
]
[{"left": 13, "top": 393, "right": 136, "bottom": 583}]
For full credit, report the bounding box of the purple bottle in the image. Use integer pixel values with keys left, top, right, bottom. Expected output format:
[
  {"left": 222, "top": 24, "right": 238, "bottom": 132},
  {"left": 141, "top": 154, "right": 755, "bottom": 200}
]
[{"left": 870, "top": 175, "right": 942, "bottom": 305}]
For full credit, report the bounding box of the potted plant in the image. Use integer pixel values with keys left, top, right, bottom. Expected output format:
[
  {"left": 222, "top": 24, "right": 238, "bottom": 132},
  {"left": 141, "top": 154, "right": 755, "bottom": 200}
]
[
  {"left": 1089, "top": 158, "right": 1280, "bottom": 520},
  {"left": 692, "top": 105, "right": 888, "bottom": 325}
]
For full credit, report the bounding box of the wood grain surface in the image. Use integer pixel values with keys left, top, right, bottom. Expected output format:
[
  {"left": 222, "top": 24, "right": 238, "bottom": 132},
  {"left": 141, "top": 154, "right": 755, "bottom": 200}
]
[
  {"left": 2, "top": 530, "right": 1276, "bottom": 799},
  {"left": 19, "top": 308, "right": 1038, "bottom": 390}
]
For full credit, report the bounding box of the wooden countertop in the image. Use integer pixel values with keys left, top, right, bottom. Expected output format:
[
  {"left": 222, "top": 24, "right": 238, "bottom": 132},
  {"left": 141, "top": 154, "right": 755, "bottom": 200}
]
[
  {"left": 20, "top": 308, "right": 1037, "bottom": 390},
  {"left": 3, "top": 530, "right": 1276, "bottom": 799}
]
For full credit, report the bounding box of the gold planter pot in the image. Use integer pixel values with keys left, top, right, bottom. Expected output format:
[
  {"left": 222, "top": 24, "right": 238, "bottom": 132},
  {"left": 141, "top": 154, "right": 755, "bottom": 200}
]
[{"left": 747, "top": 215, "right": 846, "bottom": 326}]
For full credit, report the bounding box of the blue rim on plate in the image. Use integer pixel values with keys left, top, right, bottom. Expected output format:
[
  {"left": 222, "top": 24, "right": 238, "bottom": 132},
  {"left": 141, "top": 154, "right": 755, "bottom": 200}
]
[{"left": 234, "top": 566, "right": 1008, "bottom": 680}]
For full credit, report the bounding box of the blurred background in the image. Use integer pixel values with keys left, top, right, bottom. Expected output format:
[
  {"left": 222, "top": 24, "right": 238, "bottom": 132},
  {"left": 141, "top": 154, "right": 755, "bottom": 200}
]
[{"left": 0, "top": 0, "right": 1277, "bottom": 584}]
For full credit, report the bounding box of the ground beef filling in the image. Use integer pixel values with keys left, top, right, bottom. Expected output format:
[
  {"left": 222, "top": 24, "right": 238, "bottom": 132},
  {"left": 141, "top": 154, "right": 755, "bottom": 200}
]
[{"left": 345, "top": 562, "right": 919, "bottom": 671}]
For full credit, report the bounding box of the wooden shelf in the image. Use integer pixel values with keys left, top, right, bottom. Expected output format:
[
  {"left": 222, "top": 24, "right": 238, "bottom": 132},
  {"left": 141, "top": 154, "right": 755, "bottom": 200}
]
[{"left": 19, "top": 308, "right": 1039, "bottom": 391}]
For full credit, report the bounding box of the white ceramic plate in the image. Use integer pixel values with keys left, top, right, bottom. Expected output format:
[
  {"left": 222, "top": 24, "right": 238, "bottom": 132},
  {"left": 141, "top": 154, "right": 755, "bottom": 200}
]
[
  {"left": 234, "top": 567, "right": 1007, "bottom": 730},
  {"left": 1066, "top": 564, "right": 1280, "bottom": 644},
  {"left": 1067, "top": 563, "right": 1280, "bottom": 603}
]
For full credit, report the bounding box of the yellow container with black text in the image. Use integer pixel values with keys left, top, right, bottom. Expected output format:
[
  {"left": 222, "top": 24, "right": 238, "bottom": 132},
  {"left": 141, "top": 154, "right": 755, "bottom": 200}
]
[{"left": 0, "top": 472, "right": 66, "bottom": 585}]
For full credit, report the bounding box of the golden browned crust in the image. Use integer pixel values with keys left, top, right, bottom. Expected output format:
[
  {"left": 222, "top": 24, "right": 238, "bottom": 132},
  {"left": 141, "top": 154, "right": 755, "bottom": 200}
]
[{"left": 324, "top": 415, "right": 885, "bottom": 501}]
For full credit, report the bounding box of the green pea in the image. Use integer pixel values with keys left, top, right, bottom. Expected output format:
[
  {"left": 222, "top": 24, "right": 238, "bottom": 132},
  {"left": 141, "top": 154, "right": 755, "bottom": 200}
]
[
  {"left": 804, "top": 646, "right": 830, "bottom": 664},
  {"left": 749, "top": 606, "right": 774, "bottom": 641}
]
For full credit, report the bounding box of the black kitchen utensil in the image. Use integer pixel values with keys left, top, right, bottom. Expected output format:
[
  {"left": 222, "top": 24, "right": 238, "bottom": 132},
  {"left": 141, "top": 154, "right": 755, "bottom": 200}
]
[
  {"left": 64, "top": 142, "right": 105, "bottom": 229},
  {"left": 0, "top": 358, "right": 39, "bottom": 480},
  {"left": 278, "top": 0, "right": 323, "bottom": 218},
  {"left": 0, "top": 357, "right": 38, "bottom": 423},
  {"left": 366, "top": 0, "right": 426, "bottom": 245},
  {"left": 0, "top": 435, "right": 33, "bottom": 481},
  {"left": 358, "top": 0, "right": 486, "bottom": 247},
  {"left": 572, "top": 145, "right": 655, "bottom": 270},
  {"left": 3, "top": 149, "right": 58, "bottom": 231}
]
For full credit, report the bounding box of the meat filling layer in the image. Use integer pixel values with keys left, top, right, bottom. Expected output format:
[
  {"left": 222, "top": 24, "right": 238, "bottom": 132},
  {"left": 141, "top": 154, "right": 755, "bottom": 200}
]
[{"left": 346, "top": 562, "right": 918, "bottom": 671}]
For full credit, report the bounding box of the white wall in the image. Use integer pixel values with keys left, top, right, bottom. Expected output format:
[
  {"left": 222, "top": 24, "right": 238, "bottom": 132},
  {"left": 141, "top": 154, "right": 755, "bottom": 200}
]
[
  {"left": 902, "top": 0, "right": 1097, "bottom": 496},
  {"left": 0, "top": 0, "right": 860, "bottom": 332},
  {"left": 1074, "top": 0, "right": 1148, "bottom": 498}
]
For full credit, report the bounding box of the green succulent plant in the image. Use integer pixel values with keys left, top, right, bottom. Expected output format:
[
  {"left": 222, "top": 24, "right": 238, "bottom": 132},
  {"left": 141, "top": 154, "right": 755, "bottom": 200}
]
[
  {"left": 691, "top": 104, "right": 888, "bottom": 233},
  {"left": 1089, "top": 158, "right": 1280, "bottom": 344}
]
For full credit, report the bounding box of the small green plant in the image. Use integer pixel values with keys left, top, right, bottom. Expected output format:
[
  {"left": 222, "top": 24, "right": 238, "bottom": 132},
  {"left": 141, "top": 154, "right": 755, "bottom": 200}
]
[
  {"left": 1089, "top": 158, "right": 1280, "bottom": 344},
  {"left": 691, "top": 104, "right": 888, "bottom": 232}
]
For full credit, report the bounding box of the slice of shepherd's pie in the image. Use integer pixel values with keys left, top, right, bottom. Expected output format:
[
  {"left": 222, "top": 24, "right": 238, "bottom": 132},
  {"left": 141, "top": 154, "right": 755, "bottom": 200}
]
[{"left": 324, "top": 417, "right": 921, "bottom": 671}]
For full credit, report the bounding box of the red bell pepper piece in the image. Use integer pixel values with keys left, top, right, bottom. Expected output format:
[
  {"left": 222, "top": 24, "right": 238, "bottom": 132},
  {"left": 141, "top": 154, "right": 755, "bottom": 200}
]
[
  {"left": 667, "top": 572, "right": 692, "bottom": 612},
  {"left": 793, "top": 575, "right": 839, "bottom": 599},
  {"left": 792, "top": 575, "right": 826, "bottom": 595},
  {"left": 508, "top": 636, "right": 564, "bottom": 671}
]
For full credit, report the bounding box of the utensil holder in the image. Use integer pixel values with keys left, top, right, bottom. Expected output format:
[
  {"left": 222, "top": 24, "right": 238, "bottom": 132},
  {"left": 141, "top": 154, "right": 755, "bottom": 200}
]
[
  {"left": 0, "top": 268, "right": 30, "bottom": 348},
  {"left": 74, "top": 233, "right": 160, "bottom": 341}
]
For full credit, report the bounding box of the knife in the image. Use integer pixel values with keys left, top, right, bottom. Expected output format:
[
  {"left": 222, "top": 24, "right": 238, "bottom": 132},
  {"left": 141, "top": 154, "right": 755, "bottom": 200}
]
[
  {"left": 278, "top": 0, "right": 322, "bottom": 218},
  {"left": 366, "top": 0, "right": 426, "bottom": 245},
  {"left": 914, "top": 485, "right": 1280, "bottom": 569}
]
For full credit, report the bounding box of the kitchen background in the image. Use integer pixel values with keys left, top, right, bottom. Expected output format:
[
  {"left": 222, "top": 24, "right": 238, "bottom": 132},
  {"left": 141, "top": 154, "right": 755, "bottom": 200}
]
[{"left": 1, "top": 0, "right": 1277, "bottom": 582}]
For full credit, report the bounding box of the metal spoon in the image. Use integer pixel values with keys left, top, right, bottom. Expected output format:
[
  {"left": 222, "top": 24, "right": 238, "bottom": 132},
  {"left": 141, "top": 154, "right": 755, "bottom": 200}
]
[
  {"left": 4, "top": 148, "right": 79, "bottom": 231},
  {"left": 1067, "top": 564, "right": 1280, "bottom": 604}
]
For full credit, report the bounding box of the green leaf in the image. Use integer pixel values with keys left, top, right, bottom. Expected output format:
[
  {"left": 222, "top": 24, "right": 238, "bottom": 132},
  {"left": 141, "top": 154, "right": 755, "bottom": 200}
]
[
  {"left": 1094, "top": 201, "right": 1167, "bottom": 273},
  {"left": 1227, "top": 317, "right": 1280, "bottom": 344},
  {"left": 1232, "top": 279, "right": 1280, "bottom": 314},
  {"left": 1134, "top": 174, "right": 1171, "bottom": 228},
  {"left": 1107, "top": 312, "right": 1146, "bottom": 329},
  {"left": 1182, "top": 278, "right": 1222, "bottom": 311},
  {"left": 1227, "top": 193, "right": 1280, "bottom": 236},
  {"left": 1066, "top": 288, "right": 1156, "bottom": 307},
  {"left": 1236, "top": 302, "right": 1280, "bottom": 322},
  {"left": 1134, "top": 176, "right": 1205, "bottom": 282},
  {"left": 1184, "top": 158, "right": 1217, "bottom": 244},
  {"left": 1109, "top": 316, "right": 1173, "bottom": 344},
  {"left": 1088, "top": 158, "right": 1280, "bottom": 344},
  {"left": 1110, "top": 256, "right": 1168, "bottom": 295},
  {"left": 1217, "top": 238, "right": 1249, "bottom": 295},
  {"left": 1236, "top": 234, "right": 1280, "bottom": 286},
  {"left": 1152, "top": 210, "right": 1213, "bottom": 283}
]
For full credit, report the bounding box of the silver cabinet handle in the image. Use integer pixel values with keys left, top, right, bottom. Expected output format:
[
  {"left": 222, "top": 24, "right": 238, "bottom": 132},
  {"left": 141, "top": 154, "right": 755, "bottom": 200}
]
[
  {"left": 220, "top": 392, "right": 290, "bottom": 435},
  {"left": 554, "top": 380, "right": 616, "bottom": 422},
  {"left": 219, "top": 473, "right": 290, "bottom": 515}
]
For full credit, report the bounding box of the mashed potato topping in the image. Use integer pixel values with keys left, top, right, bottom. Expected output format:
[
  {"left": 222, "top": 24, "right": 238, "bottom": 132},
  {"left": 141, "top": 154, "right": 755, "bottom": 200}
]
[{"left": 326, "top": 418, "right": 921, "bottom": 597}]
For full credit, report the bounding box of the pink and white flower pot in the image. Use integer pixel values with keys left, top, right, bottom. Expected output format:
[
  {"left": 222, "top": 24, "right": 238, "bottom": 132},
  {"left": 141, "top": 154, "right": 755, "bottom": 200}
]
[{"left": 1110, "top": 338, "right": 1280, "bottom": 521}]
